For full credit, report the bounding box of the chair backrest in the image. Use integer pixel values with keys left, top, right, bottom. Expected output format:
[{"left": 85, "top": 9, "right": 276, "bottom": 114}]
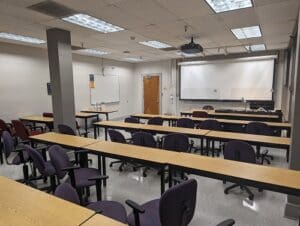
[
  {"left": 108, "top": 129, "right": 126, "bottom": 143},
  {"left": 224, "top": 141, "right": 256, "bottom": 164},
  {"left": 54, "top": 183, "right": 80, "bottom": 205},
  {"left": 192, "top": 111, "right": 208, "bottom": 118},
  {"left": 43, "top": 112, "right": 53, "bottom": 117},
  {"left": 2, "top": 131, "right": 14, "bottom": 158},
  {"left": 0, "top": 119, "right": 9, "bottom": 132},
  {"left": 25, "top": 145, "right": 46, "bottom": 175},
  {"left": 124, "top": 117, "right": 140, "bottom": 124},
  {"left": 202, "top": 105, "right": 214, "bottom": 110},
  {"left": 11, "top": 120, "right": 29, "bottom": 140},
  {"left": 148, "top": 117, "right": 163, "bottom": 126},
  {"left": 58, "top": 124, "right": 76, "bottom": 136},
  {"left": 132, "top": 132, "right": 157, "bottom": 148},
  {"left": 246, "top": 122, "right": 272, "bottom": 136},
  {"left": 49, "top": 145, "right": 72, "bottom": 179},
  {"left": 159, "top": 179, "right": 197, "bottom": 226},
  {"left": 198, "top": 119, "right": 221, "bottom": 130},
  {"left": 162, "top": 133, "right": 189, "bottom": 152},
  {"left": 177, "top": 118, "right": 195, "bottom": 129}
]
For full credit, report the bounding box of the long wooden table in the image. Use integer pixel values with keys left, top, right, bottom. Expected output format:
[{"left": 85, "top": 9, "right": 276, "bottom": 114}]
[
  {"left": 20, "top": 113, "right": 98, "bottom": 137},
  {"left": 131, "top": 113, "right": 291, "bottom": 136},
  {"left": 81, "top": 108, "right": 118, "bottom": 121},
  {"left": 180, "top": 110, "right": 281, "bottom": 122},
  {"left": 0, "top": 176, "right": 125, "bottom": 226},
  {"left": 93, "top": 120, "right": 210, "bottom": 140}
]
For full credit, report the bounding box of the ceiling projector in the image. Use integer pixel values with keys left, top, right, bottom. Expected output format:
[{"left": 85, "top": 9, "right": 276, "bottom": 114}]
[{"left": 180, "top": 37, "right": 203, "bottom": 54}]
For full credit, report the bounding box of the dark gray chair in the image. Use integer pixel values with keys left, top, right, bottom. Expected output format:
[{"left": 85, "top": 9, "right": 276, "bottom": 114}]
[
  {"left": 25, "top": 145, "right": 56, "bottom": 192},
  {"left": 223, "top": 140, "right": 264, "bottom": 200},
  {"left": 49, "top": 145, "right": 106, "bottom": 203},
  {"left": 246, "top": 122, "right": 274, "bottom": 164},
  {"left": 202, "top": 105, "right": 214, "bottom": 110},
  {"left": 162, "top": 133, "right": 189, "bottom": 153},
  {"left": 176, "top": 118, "right": 195, "bottom": 152},
  {"left": 55, "top": 183, "right": 127, "bottom": 223},
  {"left": 148, "top": 117, "right": 163, "bottom": 126},
  {"left": 132, "top": 132, "right": 158, "bottom": 177},
  {"left": 126, "top": 179, "right": 235, "bottom": 226}
]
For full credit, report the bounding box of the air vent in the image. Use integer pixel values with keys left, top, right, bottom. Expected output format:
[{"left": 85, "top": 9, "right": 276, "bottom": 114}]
[
  {"left": 161, "top": 47, "right": 178, "bottom": 51},
  {"left": 27, "top": 0, "right": 76, "bottom": 18},
  {"left": 71, "top": 45, "right": 84, "bottom": 51}
]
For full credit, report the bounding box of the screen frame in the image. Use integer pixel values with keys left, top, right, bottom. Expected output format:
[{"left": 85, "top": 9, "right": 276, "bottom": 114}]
[{"left": 179, "top": 59, "right": 276, "bottom": 102}]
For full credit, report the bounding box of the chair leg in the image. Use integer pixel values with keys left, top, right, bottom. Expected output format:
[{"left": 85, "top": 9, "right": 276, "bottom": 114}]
[
  {"left": 109, "top": 160, "right": 123, "bottom": 168},
  {"left": 143, "top": 167, "right": 149, "bottom": 177},
  {"left": 242, "top": 186, "right": 254, "bottom": 200},
  {"left": 224, "top": 184, "right": 240, "bottom": 194}
]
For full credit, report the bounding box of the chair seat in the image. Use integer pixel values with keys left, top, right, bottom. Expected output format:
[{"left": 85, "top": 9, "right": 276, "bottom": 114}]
[
  {"left": 74, "top": 168, "right": 101, "bottom": 188},
  {"left": 29, "top": 130, "right": 43, "bottom": 136},
  {"left": 12, "top": 151, "right": 30, "bottom": 164},
  {"left": 127, "top": 199, "right": 161, "bottom": 226},
  {"left": 87, "top": 200, "right": 127, "bottom": 224},
  {"left": 43, "top": 162, "right": 56, "bottom": 176}
]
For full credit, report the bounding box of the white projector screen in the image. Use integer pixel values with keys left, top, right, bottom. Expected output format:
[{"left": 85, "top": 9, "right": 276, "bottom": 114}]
[{"left": 180, "top": 57, "right": 275, "bottom": 101}]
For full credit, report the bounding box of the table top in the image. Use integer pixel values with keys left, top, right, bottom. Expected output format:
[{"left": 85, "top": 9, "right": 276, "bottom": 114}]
[
  {"left": 30, "top": 132, "right": 98, "bottom": 148},
  {"left": 82, "top": 214, "right": 127, "bottom": 226},
  {"left": 0, "top": 176, "right": 94, "bottom": 226},
  {"left": 20, "top": 115, "right": 54, "bottom": 123},
  {"left": 82, "top": 108, "right": 118, "bottom": 114},
  {"left": 206, "top": 130, "right": 291, "bottom": 146},
  {"left": 85, "top": 141, "right": 179, "bottom": 164},
  {"left": 131, "top": 114, "right": 291, "bottom": 128},
  {"left": 170, "top": 153, "right": 300, "bottom": 192},
  {"left": 180, "top": 110, "right": 280, "bottom": 119},
  {"left": 94, "top": 121, "right": 210, "bottom": 136},
  {"left": 75, "top": 112, "right": 98, "bottom": 118}
]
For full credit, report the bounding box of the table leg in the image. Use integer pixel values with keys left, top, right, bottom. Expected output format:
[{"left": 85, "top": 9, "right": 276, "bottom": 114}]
[
  {"left": 168, "top": 167, "right": 173, "bottom": 188},
  {"left": 105, "top": 128, "right": 108, "bottom": 141},
  {"left": 102, "top": 156, "right": 107, "bottom": 186},
  {"left": 98, "top": 155, "right": 102, "bottom": 174},
  {"left": 160, "top": 165, "right": 165, "bottom": 195},
  {"left": 84, "top": 118, "right": 88, "bottom": 137},
  {"left": 287, "top": 128, "right": 291, "bottom": 138},
  {"left": 106, "top": 113, "right": 109, "bottom": 121},
  {"left": 94, "top": 125, "right": 97, "bottom": 139},
  {"left": 286, "top": 147, "right": 290, "bottom": 162},
  {"left": 96, "top": 115, "right": 100, "bottom": 135}
]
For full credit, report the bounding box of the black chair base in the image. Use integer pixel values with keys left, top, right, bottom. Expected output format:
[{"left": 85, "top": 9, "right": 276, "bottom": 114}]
[{"left": 224, "top": 184, "right": 254, "bottom": 200}]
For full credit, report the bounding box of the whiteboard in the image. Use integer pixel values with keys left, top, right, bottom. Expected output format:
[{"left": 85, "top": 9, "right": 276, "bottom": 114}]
[
  {"left": 90, "top": 75, "right": 120, "bottom": 104},
  {"left": 180, "top": 57, "right": 275, "bottom": 101}
]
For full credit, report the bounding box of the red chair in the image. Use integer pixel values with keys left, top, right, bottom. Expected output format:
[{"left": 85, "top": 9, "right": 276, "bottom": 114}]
[
  {"left": 192, "top": 110, "right": 208, "bottom": 118},
  {"left": 11, "top": 120, "right": 43, "bottom": 144}
]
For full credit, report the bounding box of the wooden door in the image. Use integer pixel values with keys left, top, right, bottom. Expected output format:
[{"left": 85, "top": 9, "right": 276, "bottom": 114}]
[{"left": 143, "top": 75, "right": 160, "bottom": 114}]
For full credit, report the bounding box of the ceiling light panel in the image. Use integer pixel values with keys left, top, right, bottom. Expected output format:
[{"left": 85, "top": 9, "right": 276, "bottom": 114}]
[
  {"left": 245, "top": 44, "right": 266, "bottom": 51},
  {"left": 76, "top": 49, "right": 110, "bottom": 56},
  {"left": 231, "top": 26, "right": 262, "bottom": 39},
  {"left": 205, "top": 0, "right": 252, "bottom": 13},
  {"left": 124, "top": 57, "right": 144, "bottom": 62},
  {"left": 139, "top": 40, "right": 172, "bottom": 49},
  {"left": 0, "top": 32, "right": 45, "bottom": 44},
  {"left": 62, "top": 14, "right": 124, "bottom": 33}
]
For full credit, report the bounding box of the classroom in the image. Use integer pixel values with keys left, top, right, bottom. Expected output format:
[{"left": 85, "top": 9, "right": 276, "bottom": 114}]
[{"left": 0, "top": 0, "right": 300, "bottom": 225}]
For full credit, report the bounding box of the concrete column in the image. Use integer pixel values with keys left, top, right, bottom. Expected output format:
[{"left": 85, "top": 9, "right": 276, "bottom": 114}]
[
  {"left": 284, "top": 9, "right": 300, "bottom": 220},
  {"left": 46, "top": 28, "right": 76, "bottom": 131}
]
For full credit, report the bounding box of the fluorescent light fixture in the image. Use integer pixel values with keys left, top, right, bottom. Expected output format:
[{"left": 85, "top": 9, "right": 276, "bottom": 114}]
[
  {"left": 0, "top": 32, "right": 45, "bottom": 44},
  {"left": 231, "top": 26, "right": 262, "bottom": 39},
  {"left": 62, "top": 13, "right": 124, "bottom": 33},
  {"left": 139, "top": 40, "right": 172, "bottom": 49},
  {"left": 245, "top": 44, "right": 266, "bottom": 52},
  {"left": 76, "top": 49, "right": 109, "bottom": 56},
  {"left": 176, "top": 52, "right": 202, "bottom": 58},
  {"left": 124, "top": 57, "right": 144, "bottom": 62},
  {"left": 205, "top": 0, "right": 252, "bottom": 13}
]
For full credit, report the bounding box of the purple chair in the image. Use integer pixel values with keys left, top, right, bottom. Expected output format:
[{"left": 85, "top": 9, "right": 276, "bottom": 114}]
[
  {"left": 223, "top": 140, "right": 263, "bottom": 200},
  {"left": 25, "top": 145, "right": 56, "bottom": 192},
  {"left": 2, "top": 131, "right": 30, "bottom": 184},
  {"left": 55, "top": 183, "right": 127, "bottom": 224},
  {"left": 246, "top": 122, "right": 274, "bottom": 164},
  {"left": 58, "top": 124, "right": 76, "bottom": 136},
  {"left": 147, "top": 117, "right": 163, "bottom": 126},
  {"left": 49, "top": 145, "right": 106, "bottom": 203},
  {"left": 162, "top": 133, "right": 189, "bottom": 153},
  {"left": 126, "top": 179, "right": 234, "bottom": 226},
  {"left": 108, "top": 129, "right": 133, "bottom": 171},
  {"left": 124, "top": 117, "right": 140, "bottom": 135},
  {"left": 198, "top": 119, "right": 222, "bottom": 157},
  {"left": 132, "top": 132, "right": 158, "bottom": 177},
  {"left": 177, "top": 118, "right": 195, "bottom": 129}
]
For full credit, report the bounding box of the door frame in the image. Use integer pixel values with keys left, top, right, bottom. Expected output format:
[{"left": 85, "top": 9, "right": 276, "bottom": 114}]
[{"left": 141, "top": 73, "right": 162, "bottom": 114}]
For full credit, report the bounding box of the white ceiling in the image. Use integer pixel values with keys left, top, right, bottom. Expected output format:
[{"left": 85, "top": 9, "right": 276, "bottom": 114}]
[{"left": 0, "top": 0, "right": 298, "bottom": 62}]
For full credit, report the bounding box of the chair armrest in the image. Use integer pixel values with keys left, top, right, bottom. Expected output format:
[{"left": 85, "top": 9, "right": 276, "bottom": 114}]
[
  {"left": 62, "top": 166, "right": 80, "bottom": 187},
  {"left": 216, "top": 219, "right": 235, "bottom": 226},
  {"left": 61, "top": 166, "right": 81, "bottom": 171},
  {"left": 125, "top": 200, "right": 145, "bottom": 214}
]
